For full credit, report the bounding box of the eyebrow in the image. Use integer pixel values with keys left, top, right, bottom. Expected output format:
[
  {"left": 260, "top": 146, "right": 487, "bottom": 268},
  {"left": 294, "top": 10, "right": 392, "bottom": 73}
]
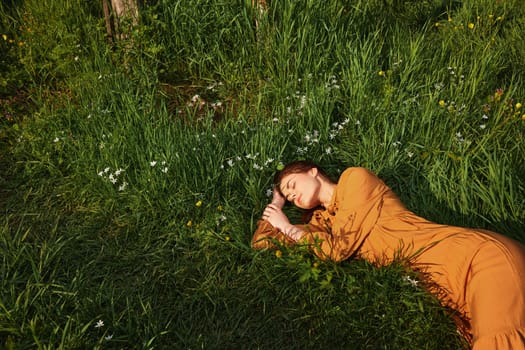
[{"left": 281, "top": 178, "right": 293, "bottom": 196}]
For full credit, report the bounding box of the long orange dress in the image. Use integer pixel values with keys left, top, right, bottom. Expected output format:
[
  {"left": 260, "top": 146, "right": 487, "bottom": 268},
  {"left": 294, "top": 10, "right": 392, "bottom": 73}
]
[{"left": 252, "top": 167, "right": 525, "bottom": 349}]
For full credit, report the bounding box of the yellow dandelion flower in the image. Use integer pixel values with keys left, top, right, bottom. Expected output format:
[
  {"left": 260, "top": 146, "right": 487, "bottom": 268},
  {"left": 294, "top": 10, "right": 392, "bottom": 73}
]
[
  {"left": 522, "top": 114, "right": 525, "bottom": 121},
  {"left": 186, "top": 220, "right": 193, "bottom": 227},
  {"left": 496, "top": 16, "right": 503, "bottom": 21},
  {"left": 217, "top": 205, "right": 223, "bottom": 211},
  {"left": 378, "top": 70, "right": 385, "bottom": 77},
  {"left": 313, "top": 262, "right": 319, "bottom": 268},
  {"left": 225, "top": 235, "right": 231, "bottom": 241},
  {"left": 468, "top": 23, "right": 475, "bottom": 29},
  {"left": 488, "top": 14, "right": 494, "bottom": 20},
  {"left": 275, "top": 250, "right": 282, "bottom": 258},
  {"left": 515, "top": 103, "right": 522, "bottom": 110},
  {"left": 2, "top": 34, "right": 7, "bottom": 41},
  {"left": 434, "top": 22, "right": 440, "bottom": 27},
  {"left": 17, "top": 41, "right": 24, "bottom": 46},
  {"left": 448, "top": 15, "right": 452, "bottom": 22},
  {"left": 438, "top": 100, "right": 446, "bottom": 107},
  {"left": 195, "top": 200, "right": 202, "bottom": 207}
]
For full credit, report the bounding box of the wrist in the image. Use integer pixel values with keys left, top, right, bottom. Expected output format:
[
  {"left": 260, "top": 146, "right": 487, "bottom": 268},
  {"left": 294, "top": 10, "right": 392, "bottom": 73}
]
[
  {"left": 283, "top": 224, "right": 303, "bottom": 241},
  {"left": 271, "top": 200, "right": 285, "bottom": 209}
]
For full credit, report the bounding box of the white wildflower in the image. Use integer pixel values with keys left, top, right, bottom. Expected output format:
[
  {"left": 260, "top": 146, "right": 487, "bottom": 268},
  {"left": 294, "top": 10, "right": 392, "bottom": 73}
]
[
  {"left": 299, "top": 95, "right": 307, "bottom": 109},
  {"left": 264, "top": 158, "right": 274, "bottom": 166},
  {"left": 434, "top": 82, "right": 444, "bottom": 91},
  {"left": 95, "top": 320, "right": 104, "bottom": 328},
  {"left": 403, "top": 275, "right": 419, "bottom": 288},
  {"left": 150, "top": 161, "right": 157, "bottom": 167}
]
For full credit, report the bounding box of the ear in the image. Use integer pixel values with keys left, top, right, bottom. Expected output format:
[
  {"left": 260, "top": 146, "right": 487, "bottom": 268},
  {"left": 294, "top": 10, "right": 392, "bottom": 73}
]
[{"left": 308, "top": 167, "right": 319, "bottom": 177}]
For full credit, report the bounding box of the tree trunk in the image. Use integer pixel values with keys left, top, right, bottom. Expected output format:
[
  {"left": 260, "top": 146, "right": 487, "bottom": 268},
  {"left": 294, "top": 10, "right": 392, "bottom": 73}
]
[{"left": 102, "top": 0, "right": 139, "bottom": 43}]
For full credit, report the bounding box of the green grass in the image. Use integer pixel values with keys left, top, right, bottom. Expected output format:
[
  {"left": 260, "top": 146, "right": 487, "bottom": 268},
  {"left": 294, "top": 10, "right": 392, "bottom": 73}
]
[{"left": 1, "top": 0, "right": 524, "bottom": 348}]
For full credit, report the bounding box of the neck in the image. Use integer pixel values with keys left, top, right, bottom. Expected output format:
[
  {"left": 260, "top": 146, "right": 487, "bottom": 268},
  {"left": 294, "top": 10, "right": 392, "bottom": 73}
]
[{"left": 319, "top": 178, "right": 336, "bottom": 208}]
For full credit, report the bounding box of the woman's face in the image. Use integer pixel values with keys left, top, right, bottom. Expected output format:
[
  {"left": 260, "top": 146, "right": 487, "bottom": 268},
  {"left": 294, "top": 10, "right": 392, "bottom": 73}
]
[{"left": 278, "top": 168, "right": 321, "bottom": 209}]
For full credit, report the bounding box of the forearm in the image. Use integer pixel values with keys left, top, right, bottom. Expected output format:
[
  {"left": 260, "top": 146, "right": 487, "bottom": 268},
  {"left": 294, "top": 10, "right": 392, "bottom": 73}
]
[
  {"left": 282, "top": 223, "right": 305, "bottom": 242},
  {"left": 251, "top": 220, "right": 296, "bottom": 249}
]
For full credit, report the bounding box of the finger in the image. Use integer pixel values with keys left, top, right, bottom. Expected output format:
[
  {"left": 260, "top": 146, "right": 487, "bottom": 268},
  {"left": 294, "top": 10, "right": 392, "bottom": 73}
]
[
  {"left": 264, "top": 206, "right": 277, "bottom": 214},
  {"left": 262, "top": 208, "right": 273, "bottom": 218}
]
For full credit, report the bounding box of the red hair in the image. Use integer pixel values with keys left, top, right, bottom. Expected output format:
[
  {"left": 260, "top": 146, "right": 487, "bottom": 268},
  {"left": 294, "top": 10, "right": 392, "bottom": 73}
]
[{"left": 273, "top": 160, "right": 333, "bottom": 223}]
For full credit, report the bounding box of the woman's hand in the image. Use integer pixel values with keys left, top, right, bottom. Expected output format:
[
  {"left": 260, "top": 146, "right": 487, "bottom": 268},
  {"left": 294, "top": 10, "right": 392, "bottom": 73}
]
[
  {"left": 271, "top": 187, "right": 286, "bottom": 209},
  {"left": 262, "top": 203, "right": 290, "bottom": 232},
  {"left": 262, "top": 204, "right": 304, "bottom": 241}
]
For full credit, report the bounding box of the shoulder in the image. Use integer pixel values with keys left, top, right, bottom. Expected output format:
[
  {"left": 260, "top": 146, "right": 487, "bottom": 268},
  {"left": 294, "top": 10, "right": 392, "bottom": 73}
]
[
  {"left": 338, "top": 167, "right": 379, "bottom": 183},
  {"left": 336, "top": 167, "right": 386, "bottom": 200}
]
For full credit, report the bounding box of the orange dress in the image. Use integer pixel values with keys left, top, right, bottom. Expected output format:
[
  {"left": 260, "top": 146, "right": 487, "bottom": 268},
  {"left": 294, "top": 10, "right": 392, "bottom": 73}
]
[{"left": 252, "top": 167, "right": 525, "bottom": 349}]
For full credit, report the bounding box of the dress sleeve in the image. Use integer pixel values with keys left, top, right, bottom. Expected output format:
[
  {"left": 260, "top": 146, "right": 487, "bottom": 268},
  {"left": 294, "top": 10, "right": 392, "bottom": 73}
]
[
  {"left": 300, "top": 167, "right": 388, "bottom": 261},
  {"left": 251, "top": 220, "right": 297, "bottom": 249}
]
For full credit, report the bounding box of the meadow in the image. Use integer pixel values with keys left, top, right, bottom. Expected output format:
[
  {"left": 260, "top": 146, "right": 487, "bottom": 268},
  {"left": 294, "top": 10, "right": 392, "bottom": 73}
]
[{"left": 1, "top": 0, "right": 524, "bottom": 348}]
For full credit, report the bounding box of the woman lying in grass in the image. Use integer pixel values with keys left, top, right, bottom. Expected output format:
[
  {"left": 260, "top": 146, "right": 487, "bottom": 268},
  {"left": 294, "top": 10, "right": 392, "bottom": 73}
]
[{"left": 252, "top": 160, "right": 525, "bottom": 350}]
